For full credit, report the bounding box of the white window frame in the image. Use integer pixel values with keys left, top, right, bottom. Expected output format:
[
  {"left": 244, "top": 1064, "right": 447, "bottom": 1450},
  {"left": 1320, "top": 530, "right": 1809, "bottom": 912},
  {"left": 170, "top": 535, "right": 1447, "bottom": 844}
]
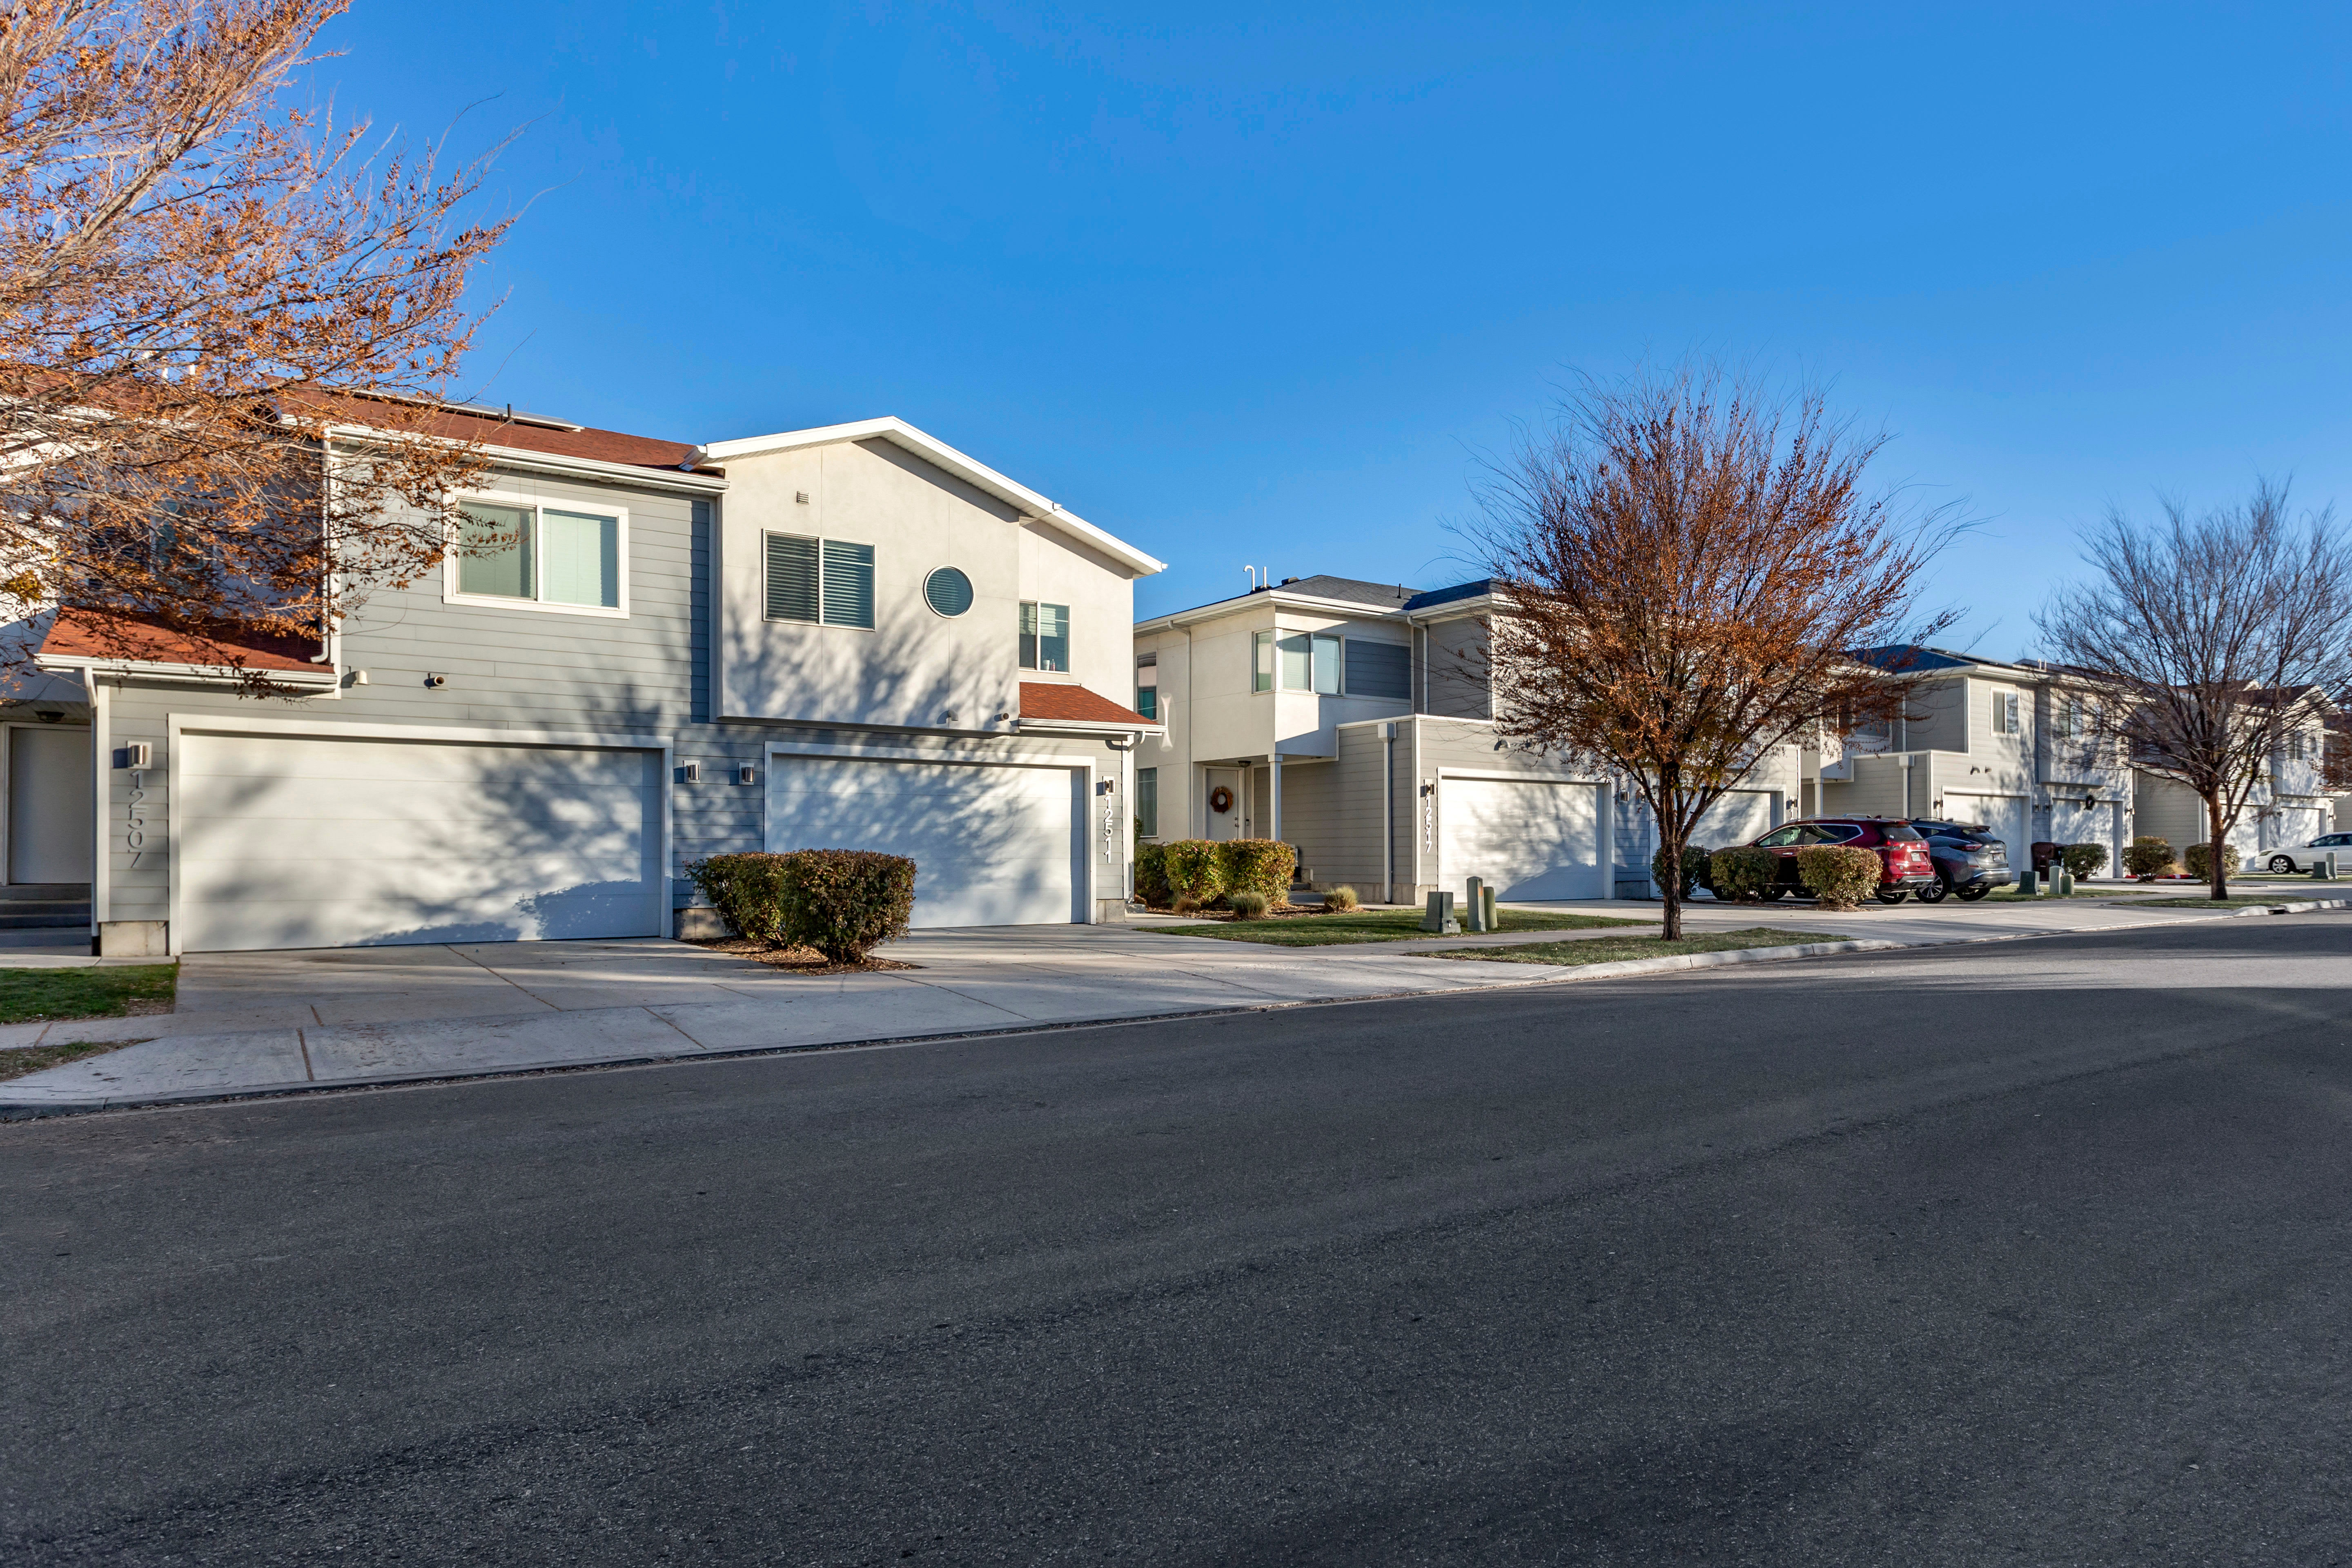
[
  {"left": 1020, "top": 599, "right": 1072, "bottom": 672},
  {"left": 443, "top": 489, "right": 631, "bottom": 619},
  {"left": 1990, "top": 688, "right": 2020, "bottom": 736}
]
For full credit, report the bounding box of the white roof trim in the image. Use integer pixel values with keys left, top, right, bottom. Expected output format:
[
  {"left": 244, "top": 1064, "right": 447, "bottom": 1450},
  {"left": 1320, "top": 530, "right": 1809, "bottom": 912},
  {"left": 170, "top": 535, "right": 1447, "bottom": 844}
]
[
  {"left": 693, "top": 416, "right": 1165, "bottom": 578},
  {"left": 1135, "top": 588, "right": 1416, "bottom": 634}
]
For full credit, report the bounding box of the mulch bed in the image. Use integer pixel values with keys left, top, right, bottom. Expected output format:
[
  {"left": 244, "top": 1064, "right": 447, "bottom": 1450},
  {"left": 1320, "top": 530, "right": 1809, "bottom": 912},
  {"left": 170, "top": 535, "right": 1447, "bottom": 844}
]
[{"left": 684, "top": 938, "right": 920, "bottom": 975}]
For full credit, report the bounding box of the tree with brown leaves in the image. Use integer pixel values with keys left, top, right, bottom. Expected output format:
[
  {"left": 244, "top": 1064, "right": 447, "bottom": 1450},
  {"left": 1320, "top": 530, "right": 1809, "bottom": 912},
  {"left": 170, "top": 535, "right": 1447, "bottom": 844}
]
[
  {"left": 0, "top": 0, "right": 510, "bottom": 688},
  {"left": 1468, "top": 368, "right": 1959, "bottom": 940},
  {"left": 2038, "top": 482, "right": 2352, "bottom": 900}
]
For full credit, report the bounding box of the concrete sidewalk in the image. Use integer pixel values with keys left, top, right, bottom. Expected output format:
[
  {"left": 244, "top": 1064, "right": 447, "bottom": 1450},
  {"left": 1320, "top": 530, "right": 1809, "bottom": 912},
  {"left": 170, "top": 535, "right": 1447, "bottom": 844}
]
[{"left": 5, "top": 892, "right": 2341, "bottom": 1114}]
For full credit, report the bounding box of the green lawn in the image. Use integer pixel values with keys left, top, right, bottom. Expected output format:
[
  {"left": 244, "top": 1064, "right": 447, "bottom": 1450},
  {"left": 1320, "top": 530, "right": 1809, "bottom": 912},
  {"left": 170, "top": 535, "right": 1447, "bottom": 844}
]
[
  {"left": 1434, "top": 927, "right": 1852, "bottom": 966},
  {"left": 1138, "top": 908, "right": 1653, "bottom": 947},
  {"left": 0, "top": 963, "right": 176, "bottom": 1025}
]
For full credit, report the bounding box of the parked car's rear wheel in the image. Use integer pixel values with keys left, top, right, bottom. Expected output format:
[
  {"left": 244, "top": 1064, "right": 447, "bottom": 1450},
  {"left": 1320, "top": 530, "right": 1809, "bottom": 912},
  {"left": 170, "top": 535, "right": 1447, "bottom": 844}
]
[
  {"left": 2268, "top": 854, "right": 2296, "bottom": 873},
  {"left": 1758, "top": 885, "right": 1786, "bottom": 901},
  {"left": 1955, "top": 884, "right": 1991, "bottom": 902},
  {"left": 1875, "top": 887, "right": 1911, "bottom": 905},
  {"left": 1914, "top": 876, "right": 1950, "bottom": 904}
]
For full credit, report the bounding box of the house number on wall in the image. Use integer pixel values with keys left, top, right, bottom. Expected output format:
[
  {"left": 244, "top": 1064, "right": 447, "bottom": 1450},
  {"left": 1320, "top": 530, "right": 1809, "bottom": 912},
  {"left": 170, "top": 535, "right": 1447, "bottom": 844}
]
[
  {"left": 1102, "top": 792, "right": 1116, "bottom": 862},
  {"left": 125, "top": 768, "right": 147, "bottom": 864},
  {"left": 1421, "top": 786, "right": 1434, "bottom": 852}
]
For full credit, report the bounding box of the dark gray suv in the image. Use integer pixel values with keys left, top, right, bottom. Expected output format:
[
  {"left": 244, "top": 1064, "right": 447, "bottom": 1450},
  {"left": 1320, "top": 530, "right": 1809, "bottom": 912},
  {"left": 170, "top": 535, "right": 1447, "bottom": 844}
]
[{"left": 1907, "top": 819, "right": 2016, "bottom": 903}]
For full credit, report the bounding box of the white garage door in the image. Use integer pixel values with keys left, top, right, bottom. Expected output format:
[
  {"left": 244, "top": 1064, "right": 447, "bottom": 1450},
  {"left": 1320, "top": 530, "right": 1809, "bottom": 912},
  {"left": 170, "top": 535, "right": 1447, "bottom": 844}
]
[
  {"left": 1692, "top": 788, "right": 1775, "bottom": 851},
  {"left": 1944, "top": 793, "right": 2028, "bottom": 862},
  {"left": 767, "top": 754, "right": 1085, "bottom": 928},
  {"left": 1439, "top": 775, "right": 1604, "bottom": 901},
  {"left": 179, "top": 733, "right": 664, "bottom": 952}
]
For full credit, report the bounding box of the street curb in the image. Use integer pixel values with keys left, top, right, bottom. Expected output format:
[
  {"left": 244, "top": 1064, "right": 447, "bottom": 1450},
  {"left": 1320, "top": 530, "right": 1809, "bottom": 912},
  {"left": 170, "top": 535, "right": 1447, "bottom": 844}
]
[{"left": 7, "top": 902, "right": 2347, "bottom": 1120}]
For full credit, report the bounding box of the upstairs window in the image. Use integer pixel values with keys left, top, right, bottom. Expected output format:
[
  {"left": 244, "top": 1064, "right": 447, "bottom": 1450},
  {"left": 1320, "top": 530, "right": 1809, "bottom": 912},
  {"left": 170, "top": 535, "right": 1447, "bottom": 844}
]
[
  {"left": 1990, "top": 690, "right": 2020, "bottom": 735},
  {"left": 1277, "top": 632, "right": 1343, "bottom": 693},
  {"left": 2289, "top": 729, "right": 2309, "bottom": 760},
  {"left": 1135, "top": 655, "right": 1158, "bottom": 720},
  {"left": 454, "top": 498, "right": 626, "bottom": 615},
  {"left": 765, "top": 532, "right": 874, "bottom": 628},
  {"left": 1252, "top": 630, "right": 1275, "bottom": 692},
  {"left": 1020, "top": 601, "right": 1069, "bottom": 671}
]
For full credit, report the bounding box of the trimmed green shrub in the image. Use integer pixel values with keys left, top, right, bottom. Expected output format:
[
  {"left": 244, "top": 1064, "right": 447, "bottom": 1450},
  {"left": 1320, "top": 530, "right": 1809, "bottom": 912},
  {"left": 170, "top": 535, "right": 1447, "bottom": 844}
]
[
  {"left": 1708, "top": 846, "right": 1776, "bottom": 902},
  {"left": 1160, "top": 840, "right": 1225, "bottom": 906},
  {"left": 2183, "top": 841, "right": 2241, "bottom": 880},
  {"left": 683, "top": 849, "right": 915, "bottom": 962},
  {"left": 2123, "top": 836, "right": 2174, "bottom": 880},
  {"left": 1797, "top": 844, "right": 1882, "bottom": 909},
  {"left": 1135, "top": 841, "right": 1171, "bottom": 907},
  {"left": 1323, "top": 884, "right": 1361, "bottom": 912},
  {"left": 2060, "top": 842, "right": 2109, "bottom": 878},
  {"left": 1652, "top": 842, "right": 1711, "bottom": 899},
  {"left": 684, "top": 853, "right": 792, "bottom": 945},
  {"left": 1220, "top": 839, "right": 1297, "bottom": 903},
  {"left": 1226, "top": 890, "right": 1270, "bottom": 920}
]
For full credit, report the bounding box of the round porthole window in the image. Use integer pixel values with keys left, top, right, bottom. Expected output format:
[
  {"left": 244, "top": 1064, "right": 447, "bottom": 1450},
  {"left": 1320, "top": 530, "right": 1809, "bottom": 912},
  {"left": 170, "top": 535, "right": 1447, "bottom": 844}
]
[{"left": 924, "top": 566, "right": 974, "bottom": 617}]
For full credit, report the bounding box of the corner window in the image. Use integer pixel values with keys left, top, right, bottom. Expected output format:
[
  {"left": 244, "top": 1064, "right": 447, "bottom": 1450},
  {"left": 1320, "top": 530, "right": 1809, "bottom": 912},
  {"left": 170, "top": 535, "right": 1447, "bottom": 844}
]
[
  {"left": 451, "top": 498, "right": 627, "bottom": 615},
  {"left": 1276, "top": 632, "right": 1343, "bottom": 693},
  {"left": 766, "top": 533, "right": 874, "bottom": 629},
  {"left": 1136, "top": 767, "right": 1159, "bottom": 838},
  {"left": 1020, "top": 602, "right": 1069, "bottom": 671},
  {"left": 1252, "top": 630, "right": 1274, "bottom": 692}
]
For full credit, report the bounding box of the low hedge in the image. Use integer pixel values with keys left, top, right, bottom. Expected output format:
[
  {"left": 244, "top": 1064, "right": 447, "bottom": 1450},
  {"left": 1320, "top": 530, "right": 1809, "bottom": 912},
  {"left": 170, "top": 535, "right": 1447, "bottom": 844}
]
[
  {"left": 1160, "top": 840, "right": 1225, "bottom": 906},
  {"left": 2123, "top": 836, "right": 2174, "bottom": 880},
  {"left": 1652, "top": 842, "right": 1710, "bottom": 899},
  {"left": 1135, "top": 841, "right": 1171, "bottom": 907},
  {"left": 1144, "top": 839, "right": 1298, "bottom": 907},
  {"left": 1708, "top": 846, "right": 1776, "bottom": 902},
  {"left": 1797, "top": 844, "right": 1881, "bottom": 909},
  {"left": 2183, "top": 841, "right": 2241, "bottom": 880},
  {"left": 2060, "top": 842, "right": 2109, "bottom": 877},
  {"left": 1222, "top": 839, "right": 1297, "bottom": 902},
  {"left": 685, "top": 849, "right": 916, "bottom": 962}
]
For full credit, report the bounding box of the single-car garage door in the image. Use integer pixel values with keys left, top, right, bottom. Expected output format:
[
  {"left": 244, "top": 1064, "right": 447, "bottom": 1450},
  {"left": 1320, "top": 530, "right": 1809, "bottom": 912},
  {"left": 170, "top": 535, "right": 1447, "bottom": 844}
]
[
  {"left": 1693, "top": 788, "right": 1775, "bottom": 851},
  {"left": 767, "top": 754, "right": 1086, "bottom": 927},
  {"left": 178, "top": 732, "right": 665, "bottom": 952},
  {"left": 1439, "top": 775, "right": 1604, "bottom": 901},
  {"left": 1942, "top": 792, "right": 2028, "bottom": 864}
]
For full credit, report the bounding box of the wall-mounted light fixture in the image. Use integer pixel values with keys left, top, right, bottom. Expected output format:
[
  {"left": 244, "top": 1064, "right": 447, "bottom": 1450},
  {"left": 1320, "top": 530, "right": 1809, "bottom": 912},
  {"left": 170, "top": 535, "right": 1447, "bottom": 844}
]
[
  {"left": 117, "top": 742, "right": 151, "bottom": 769},
  {"left": 737, "top": 764, "right": 756, "bottom": 786},
  {"left": 424, "top": 673, "right": 448, "bottom": 688},
  {"left": 680, "top": 760, "right": 702, "bottom": 784}
]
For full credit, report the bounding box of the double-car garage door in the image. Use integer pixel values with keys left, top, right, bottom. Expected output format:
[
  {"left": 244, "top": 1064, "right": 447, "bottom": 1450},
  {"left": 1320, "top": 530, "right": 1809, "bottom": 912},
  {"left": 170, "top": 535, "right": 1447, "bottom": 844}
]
[{"left": 178, "top": 732, "right": 666, "bottom": 953}]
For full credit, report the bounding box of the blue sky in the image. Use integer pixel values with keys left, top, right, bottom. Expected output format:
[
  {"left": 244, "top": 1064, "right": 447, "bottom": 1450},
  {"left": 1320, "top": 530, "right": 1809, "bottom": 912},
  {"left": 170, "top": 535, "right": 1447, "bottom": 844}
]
[{"left": 315, "top": 2, "right": 2352, "bottom": 653}]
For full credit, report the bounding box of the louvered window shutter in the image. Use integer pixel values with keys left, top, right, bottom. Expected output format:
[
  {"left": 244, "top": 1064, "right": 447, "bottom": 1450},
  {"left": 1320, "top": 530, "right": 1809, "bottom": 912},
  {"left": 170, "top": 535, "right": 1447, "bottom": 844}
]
[
  {"left": 765, "top": 534, "right": 820, "bottom": 622},
  {"left": 821, "top": 540, "right": 875, "bottom": 628}
]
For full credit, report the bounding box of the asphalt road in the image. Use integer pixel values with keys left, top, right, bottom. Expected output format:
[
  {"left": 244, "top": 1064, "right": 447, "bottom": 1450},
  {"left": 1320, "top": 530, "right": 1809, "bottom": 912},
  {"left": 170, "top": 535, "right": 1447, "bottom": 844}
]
[{"left": 8, "top": 917, "right": 2352, "bottom": 1566}]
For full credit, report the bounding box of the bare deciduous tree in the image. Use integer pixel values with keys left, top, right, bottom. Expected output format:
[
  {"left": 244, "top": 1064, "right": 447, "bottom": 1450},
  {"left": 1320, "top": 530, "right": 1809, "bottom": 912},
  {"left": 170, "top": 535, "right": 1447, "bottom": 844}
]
[
  {"left": 2038, "top": 482, "right": 2352, "bottom": 899},
  {"left": 1468, "top": 367, "right": 1958, "bottom": 940},
  {"left": 0, "top": 0, "right": 511, "bottom": 687}
]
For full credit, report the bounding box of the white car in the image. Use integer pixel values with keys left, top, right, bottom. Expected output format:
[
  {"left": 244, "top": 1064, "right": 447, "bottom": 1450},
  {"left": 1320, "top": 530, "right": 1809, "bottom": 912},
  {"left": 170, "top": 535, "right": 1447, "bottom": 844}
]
[{"left": 2258, "top": 832, "right": 2352, "bottom": 873}]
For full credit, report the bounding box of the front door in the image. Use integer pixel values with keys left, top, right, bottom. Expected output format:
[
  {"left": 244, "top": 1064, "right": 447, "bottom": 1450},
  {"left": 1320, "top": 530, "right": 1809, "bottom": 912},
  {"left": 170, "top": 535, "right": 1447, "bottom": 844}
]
[
  {"left": 1204, "top": 767, "right": 1243, "bottom": 841},
  {"left": 7, "top": 725, "right": 93, "bottom": 884}
]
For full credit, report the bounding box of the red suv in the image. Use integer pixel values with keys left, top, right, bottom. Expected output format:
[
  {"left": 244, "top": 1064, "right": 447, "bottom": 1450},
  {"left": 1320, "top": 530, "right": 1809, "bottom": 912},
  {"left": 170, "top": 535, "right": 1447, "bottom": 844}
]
[{"left": 1733, "top": 817, "right": 1939, "bottom": 904}]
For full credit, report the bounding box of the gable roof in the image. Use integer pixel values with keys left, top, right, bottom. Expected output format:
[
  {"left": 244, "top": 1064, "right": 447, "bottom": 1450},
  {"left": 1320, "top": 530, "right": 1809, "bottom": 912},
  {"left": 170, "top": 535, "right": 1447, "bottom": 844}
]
[
  {"left": 692, "top": 416, "right": 1164, "bottom": 579},
  {"left": 1263, "top": 575, "right": 1423, "bottom": 608},
  {"left": 1404, "top": 578, "right": 1493, "bottom": 613}
]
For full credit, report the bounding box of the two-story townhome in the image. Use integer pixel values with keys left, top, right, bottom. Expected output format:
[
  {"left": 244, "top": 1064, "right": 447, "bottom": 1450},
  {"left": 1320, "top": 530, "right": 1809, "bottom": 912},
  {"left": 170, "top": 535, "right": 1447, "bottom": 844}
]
[
  {"left": 1825, "top": 648, "right": 2136, "bottom": 868},
  {"left": 2128, "top": 687, "right": 2334, "bottom": 863},
  {"left": 10, "top": 404, "right": 1162, "bottom": 956},
  {"left": 1131, "top": 575, "right": 1799, "bottom": 904}
]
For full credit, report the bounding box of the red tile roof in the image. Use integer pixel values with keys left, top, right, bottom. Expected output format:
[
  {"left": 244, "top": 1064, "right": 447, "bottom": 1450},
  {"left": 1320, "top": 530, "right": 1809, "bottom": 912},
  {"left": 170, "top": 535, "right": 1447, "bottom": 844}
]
[
  {"left": 1018, "top": 681, "right": 1154, "bottom": 726},
  {"left": 40, "top": 607, "right": 324, "bottom": 672},
  {"left": 295, "top": 391, "right": 704, "bottom": 474}
]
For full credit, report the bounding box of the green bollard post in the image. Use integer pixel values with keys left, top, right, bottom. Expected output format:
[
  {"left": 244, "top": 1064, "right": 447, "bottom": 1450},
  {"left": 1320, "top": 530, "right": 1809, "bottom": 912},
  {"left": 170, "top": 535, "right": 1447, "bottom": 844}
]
[
  {"left": 2056, "top": 867, "right": 2074, "bottom": 896},
  {"left": 2019, "top": 866, "right": 2038, "bottom": 896},
  {"left": 1464, "top": 876, "right": 1487, "bottom": 932},
  {"left": 1483, "top": 885, "right": 1498, "bottom": 930}
]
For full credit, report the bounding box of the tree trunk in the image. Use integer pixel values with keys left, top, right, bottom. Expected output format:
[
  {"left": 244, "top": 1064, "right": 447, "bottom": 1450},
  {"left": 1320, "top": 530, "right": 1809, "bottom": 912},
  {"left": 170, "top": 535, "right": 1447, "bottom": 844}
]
[
  {"left": 2207, "top": 793, "right": 2229, "bottom": 899},
  {"left": 1659, "top": 816, "right": 1683, "bottom": 941}
]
